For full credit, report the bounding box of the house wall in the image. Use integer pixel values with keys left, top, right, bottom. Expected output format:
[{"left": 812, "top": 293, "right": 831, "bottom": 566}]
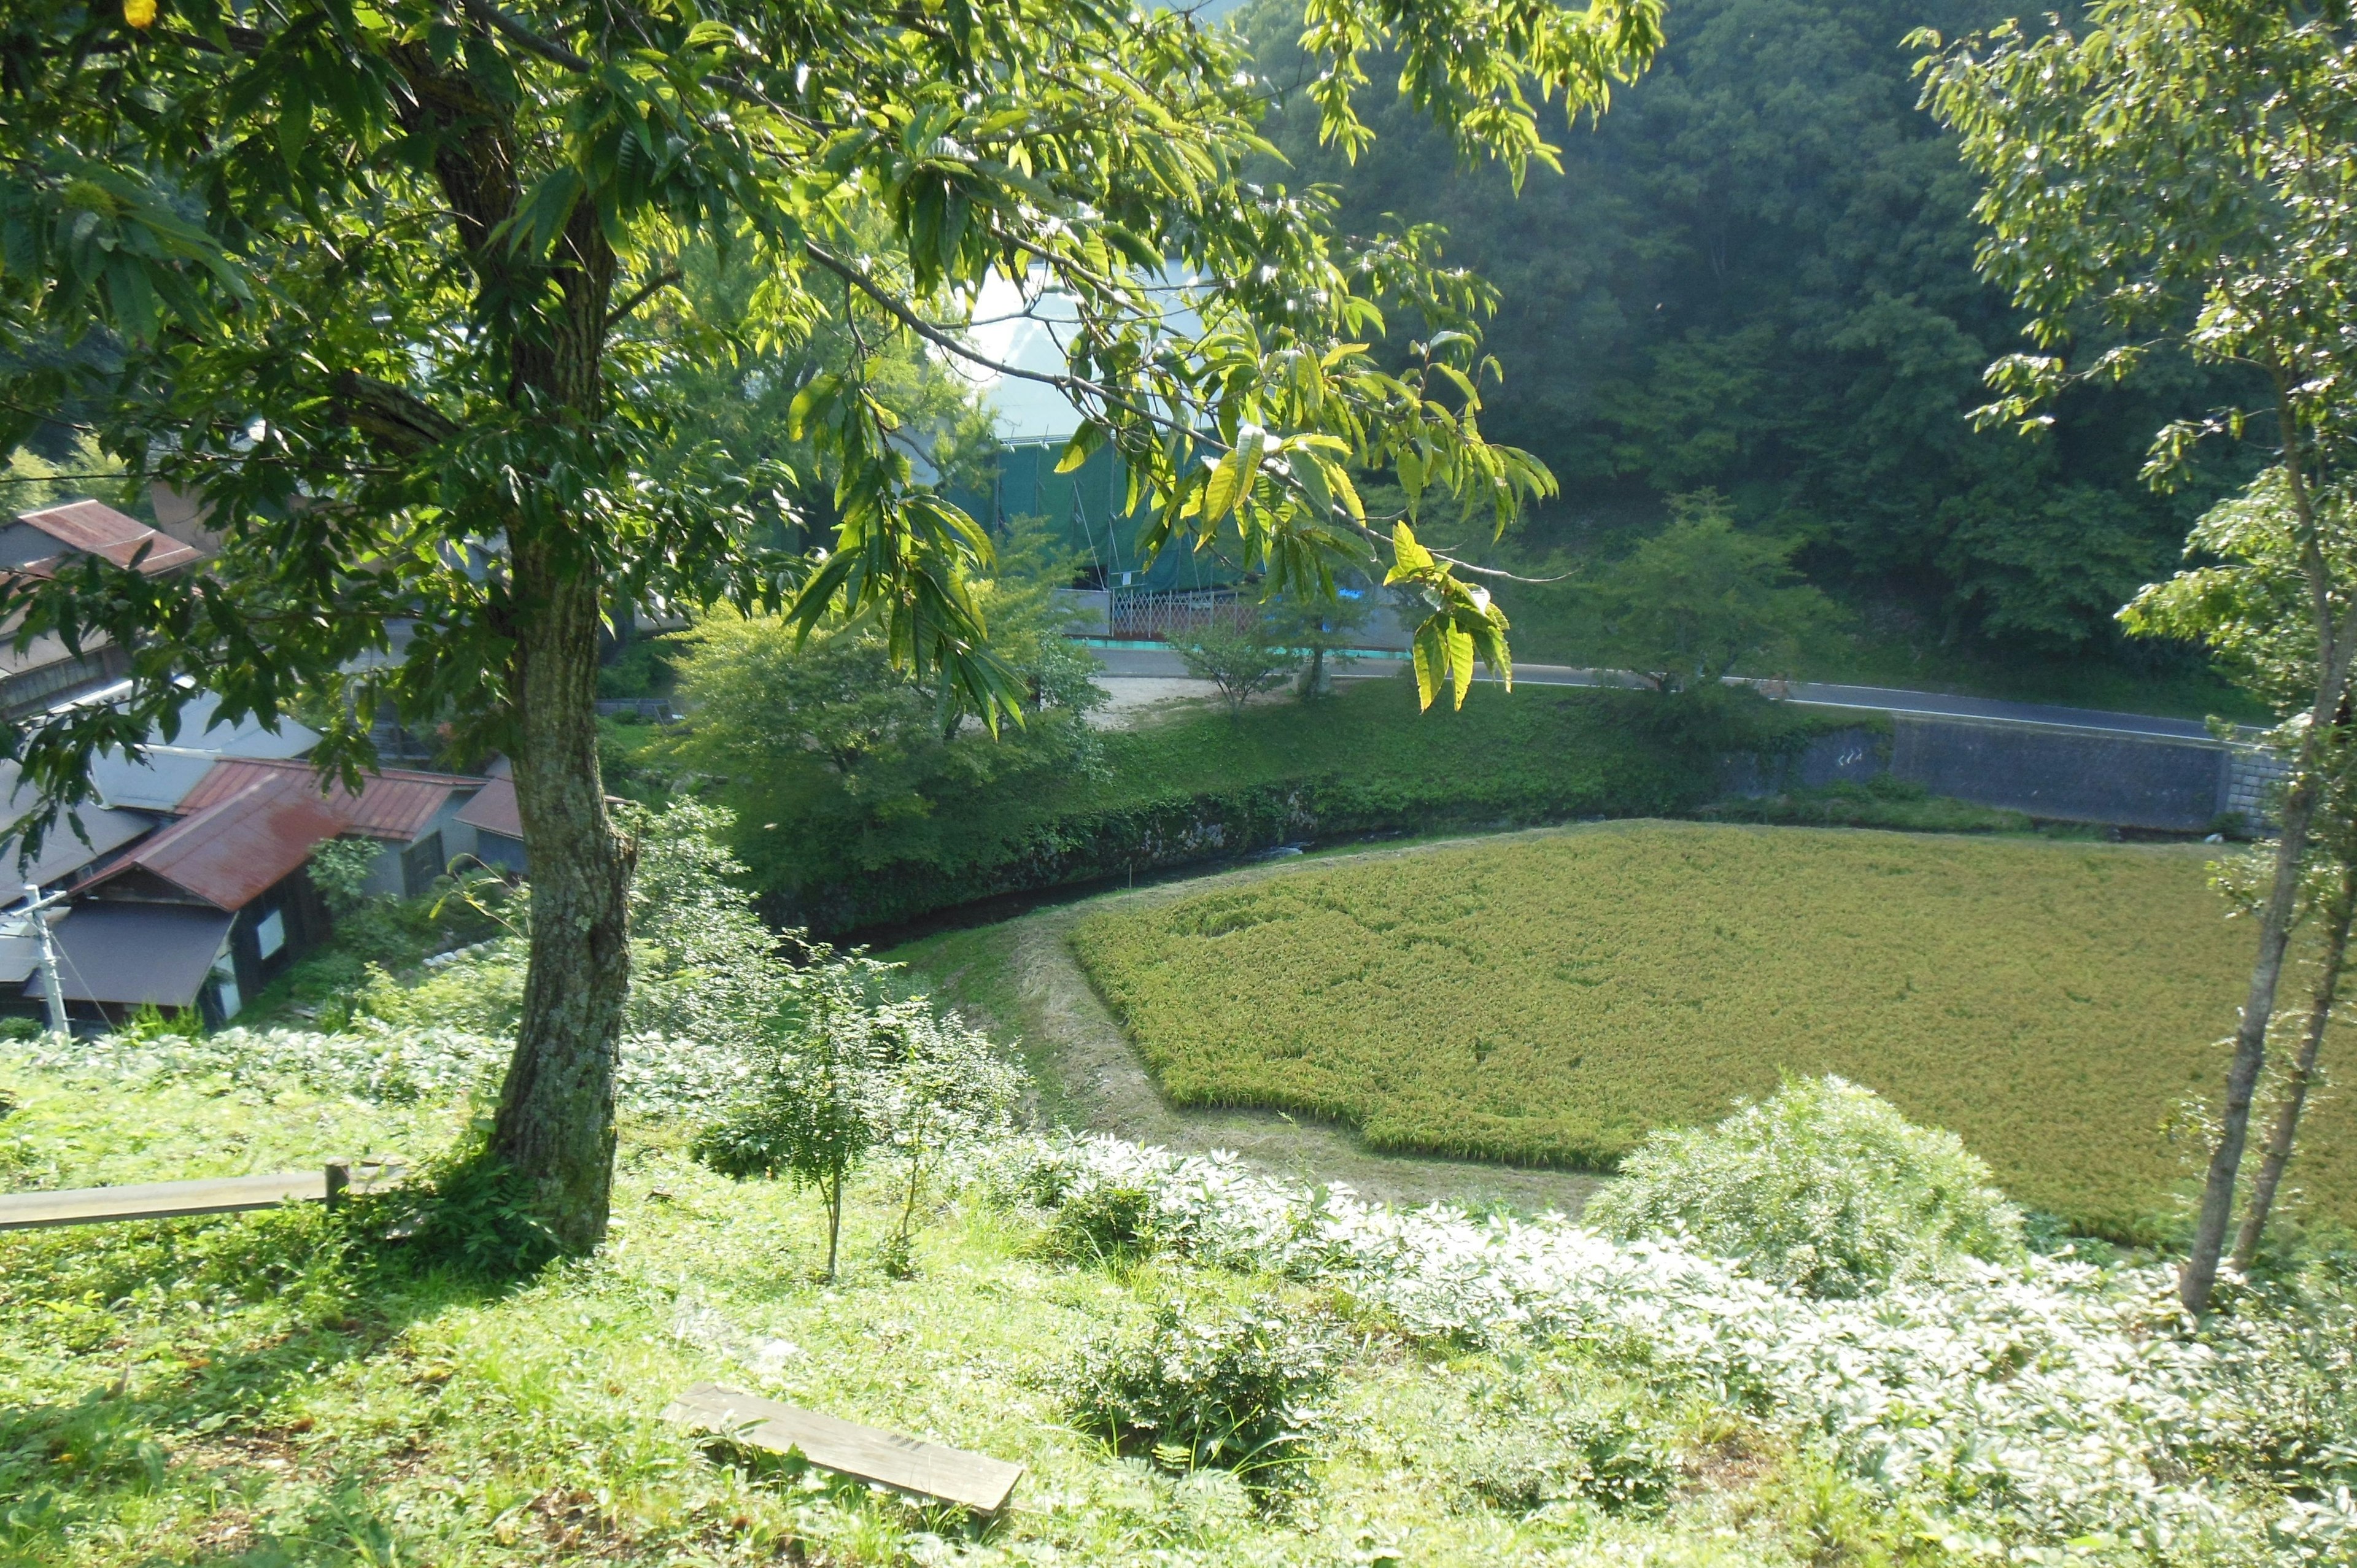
[
  {"left": 228, "top": 868, "right": 330, "bottom": 1002},
  {"left": 356, "top": 791, "right": 484, "bottom": 898}
]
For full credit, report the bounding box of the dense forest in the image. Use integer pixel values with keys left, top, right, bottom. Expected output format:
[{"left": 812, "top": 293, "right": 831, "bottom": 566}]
[{"left": 1243, "top": 0, "right": 2250, "bottom": 670}]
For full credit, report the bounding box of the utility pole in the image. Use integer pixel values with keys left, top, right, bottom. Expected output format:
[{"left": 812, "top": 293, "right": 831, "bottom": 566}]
[{"left": 4, "top": 884, "right": 71, "bottom": 1037}]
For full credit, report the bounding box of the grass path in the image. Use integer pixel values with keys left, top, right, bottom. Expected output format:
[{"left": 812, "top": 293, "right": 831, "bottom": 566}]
[{"left": 888, "top": 831, "right": 1607, "bottom": 1215}]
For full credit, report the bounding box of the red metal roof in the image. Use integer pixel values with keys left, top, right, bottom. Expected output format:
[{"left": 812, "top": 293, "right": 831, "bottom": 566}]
[
  {"left": 96, "top": 774, "right": 347, "bottom": 910},
  {"left": 176, "top": 757, "right": 484, "bottom": 842},
  {"left": 455, "top": 776, "right": 521, "bottom": 838},
  {"left": 15, "top": 500, "right": 201, "bottom": 575}
]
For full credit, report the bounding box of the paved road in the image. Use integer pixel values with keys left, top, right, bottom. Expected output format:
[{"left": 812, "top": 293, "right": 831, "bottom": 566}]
[{"left": 1086, "top": 644, "right": 2223, "bottom": 741}]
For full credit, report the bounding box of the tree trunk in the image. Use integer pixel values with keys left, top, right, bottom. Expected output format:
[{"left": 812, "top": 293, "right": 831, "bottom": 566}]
[
  {"left": 2231, "top": 864, "right": 2357, "bottom": 1272},
  {"left": 2181, "top": 771, "right": 2322, "bottom": 1313},
  {"left": 489, "top": 548, "right": 636, "bottom": 1253},
  {"left": 825, "top": 1165, "right": 845, "bottom": 1280}
]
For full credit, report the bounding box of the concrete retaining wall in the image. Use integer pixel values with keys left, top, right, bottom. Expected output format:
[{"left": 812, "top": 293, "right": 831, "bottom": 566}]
[{"left": 1733, "top": 716, "right": 2284, "bottom": 833}]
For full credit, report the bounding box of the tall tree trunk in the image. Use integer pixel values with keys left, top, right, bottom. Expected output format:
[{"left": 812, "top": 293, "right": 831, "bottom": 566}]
[
  {"left": 2231, "top": 863, "right": 2357, "bottom": 1272},
  {"left": 490, "top": 548, "right": 636, "bottom": 1253},
  {"left": 486, "top": 201, "right": 629, "bottom": 1253},
  {"left": 2182, "top": 770, "right": 2323, "bottom": 1312}
]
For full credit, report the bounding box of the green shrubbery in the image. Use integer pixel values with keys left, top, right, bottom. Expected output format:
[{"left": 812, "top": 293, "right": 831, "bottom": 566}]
[
  {"left": 1066, "top": 1296, "right": 1337, "bottom": 1496},
  {"left": 1587, "top": 1075, "right": 2026, "bottom": 1297},
  {"left": 632, "top": 662, "right": 1846, "bottom": 933}
]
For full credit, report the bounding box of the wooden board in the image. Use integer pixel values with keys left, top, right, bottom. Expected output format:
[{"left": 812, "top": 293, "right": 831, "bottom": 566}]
[
  {"left": 0, "top": 1162, "right": 404, "bottom": 1231},
  {"left": 662, "top": 1381, "right": 1023, "bottom": 1516}
]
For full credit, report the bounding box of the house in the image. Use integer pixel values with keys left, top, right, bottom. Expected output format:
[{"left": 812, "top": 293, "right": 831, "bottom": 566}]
[
  {"left": 456, "top": 770, "right": 525, "bottom": 874},
  {"left": 172, "top": 757, "right": 486, "bottom": 899},
  {"left": 0, "top": 499, "right": 206, "bottom": 717},
  {"left": 7, "top": 757, "right": 486, "bottom": 1027}
]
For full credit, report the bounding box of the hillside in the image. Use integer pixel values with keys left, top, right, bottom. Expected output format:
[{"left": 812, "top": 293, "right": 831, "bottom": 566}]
[
  {"left": 4, "top": 1030, "right": 2350, "bottom": 1566},
  {"left": 1069, "top": 822, "right": 2305, "bottom": 1238},
  {"left": 1240, "top": 0, "right": 2254, "bottom": 703}
]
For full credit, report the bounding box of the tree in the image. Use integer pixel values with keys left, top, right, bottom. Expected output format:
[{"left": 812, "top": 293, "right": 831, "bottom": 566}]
[
  {"left": 1176, "top": 609, "right": 1304, "bottom": 717},
  {"left": 1246, "top": 0, "right": 2215, "bottom": 658},
  {"left": 662, "top": 522, "right": 1105, "bottom": 915},
  {"left": 2124, "top": 473, "right": 2357, "bottom": 1270},
  {"left": 1921, "top": 1, "right": 2357, "bottom": 1311},
  {"left": 1276, "top": 586, "right": 1371, "bottom": 699},
  {"left": 1578, "top": 492, "right": 1836, "bottom": 693},
  {"left": 0, "top": 0, "right": 1658, "bottom": 1249},
  {"left": 693, "top": 971, "right": 884, "bottom": 1281}
]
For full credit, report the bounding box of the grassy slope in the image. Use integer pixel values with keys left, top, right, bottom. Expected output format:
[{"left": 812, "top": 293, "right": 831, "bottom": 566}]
[
  {"left": 1, "top": 1066, "right": 1862, "bottom": 1568},
  {"left": 726, "top": 673, "right": 1819, "bottom": 934},
  {"left": 1068, "top": 822, "right": 2315, "bottom": 1239}
]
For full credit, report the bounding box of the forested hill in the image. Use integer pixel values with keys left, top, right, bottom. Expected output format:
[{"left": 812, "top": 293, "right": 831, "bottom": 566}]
[{"left": 1242, "top": 0, "right": 2246, "bottom": 660}]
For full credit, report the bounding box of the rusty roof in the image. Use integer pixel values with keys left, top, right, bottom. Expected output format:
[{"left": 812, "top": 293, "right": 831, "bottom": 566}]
[
  {"left": 15, "top": 500, "right": 201, "bottom": 575},
  {"left": 455, "top": 776, "right": 521, "bottom": 839},
  {"left": 92, "top": 774, "right": 347, "bottom": 910},
  {"left": 176, "top": 757, "right": 483, "bottom": 842}
]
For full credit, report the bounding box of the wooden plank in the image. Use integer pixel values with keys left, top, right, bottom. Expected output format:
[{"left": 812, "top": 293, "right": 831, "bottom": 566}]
[
  {"left": 662, "top": 1381, "right": 1023, "bottom": 1516},
  {"left": 0, "top": 1162, "right": 404, "bottom": 1231}
]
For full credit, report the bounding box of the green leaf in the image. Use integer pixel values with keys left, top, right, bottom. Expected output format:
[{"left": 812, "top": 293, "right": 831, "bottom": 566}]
[{"left": 1055, "top": 422, "right": 1105, "bottom": 474}]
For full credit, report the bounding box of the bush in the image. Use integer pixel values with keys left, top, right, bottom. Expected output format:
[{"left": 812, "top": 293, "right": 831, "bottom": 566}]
[
  {"left": 1461, "top": 1403, "right": 1681, "bottom": 1516},
  {"left": 1584, "top": 1075, "right": 2024, "bottom": 1297},
  {"left": 1066, "top": 1296, "right": 1336, "bottom": 1494}
]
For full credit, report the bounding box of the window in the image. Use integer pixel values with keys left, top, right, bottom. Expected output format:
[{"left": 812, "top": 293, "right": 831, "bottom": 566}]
[{"left": 255, "top": 908, "right": 286, "bottom": 960}]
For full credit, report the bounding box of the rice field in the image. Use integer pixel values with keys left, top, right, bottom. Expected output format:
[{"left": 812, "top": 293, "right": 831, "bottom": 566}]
[{"left": 1067, "top": 822, "right": 2347, "bottom": 1238}]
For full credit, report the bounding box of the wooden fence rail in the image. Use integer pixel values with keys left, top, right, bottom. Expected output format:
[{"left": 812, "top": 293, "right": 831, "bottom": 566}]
[{"left": 0, "top": 1159, "right": 404, "bottom": 1231}]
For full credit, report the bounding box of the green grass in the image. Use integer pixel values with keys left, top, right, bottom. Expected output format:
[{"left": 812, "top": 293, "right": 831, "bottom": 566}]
[
  {"left": 718, "top": 672, "right": 1830, "bottom": 933},
  {"left": 1067, "top": 821, "right": 2322, "bottom": 1240},
  {"left": 1, "top": 1063, "right": 1900, "bottom": 1567}
]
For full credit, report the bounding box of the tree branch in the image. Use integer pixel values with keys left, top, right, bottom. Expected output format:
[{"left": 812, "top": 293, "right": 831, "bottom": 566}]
[
  {"left": 330, "top": 372, "right": 462, "bottom": 455},
  {"left": 457, "top": 0, "right": 593, "bottom": 73},
  {"left": 604, "top": 268, "right": 683, "bottom": 330}
]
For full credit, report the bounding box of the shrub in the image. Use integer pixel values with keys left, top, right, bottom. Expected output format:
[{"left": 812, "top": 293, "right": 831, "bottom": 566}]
[
  {"left": 1039, "top": 1176, "right": 1161, "bottom": 1264},
  {"left": 1461, "top": 1404, "right": 1681, "bottom": 1516},
  {"left": 1584, "top": 1075, "right": 2024, "bottom": 1297},
  {"left": 1066, "top": 1296, "right": 1337, "bottom": 1494}
]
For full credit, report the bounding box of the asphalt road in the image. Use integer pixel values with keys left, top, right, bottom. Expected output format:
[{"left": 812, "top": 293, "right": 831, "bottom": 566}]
[{"left": 1085, "top": 644, "right": 2221, "bottom": 741}]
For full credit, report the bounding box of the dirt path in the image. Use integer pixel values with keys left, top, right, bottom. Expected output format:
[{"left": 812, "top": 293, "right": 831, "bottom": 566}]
[{"left": 898, "top": 833, "right": 1606, "bottom": 1215}]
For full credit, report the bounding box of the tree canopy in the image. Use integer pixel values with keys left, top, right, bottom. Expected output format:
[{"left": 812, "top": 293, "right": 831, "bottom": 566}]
[
  {"left": 1245, "top": 0, "right": 2242, "bottom": 655},
  {"left": 0, "top": 0, "right": 1661, "bottom": 1245}
]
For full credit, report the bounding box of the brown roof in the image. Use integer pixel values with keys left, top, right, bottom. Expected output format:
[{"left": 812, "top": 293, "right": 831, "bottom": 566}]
[
  {"left": 455, "top": 776, "right": 521, "bottom": 839},
  {"left": 15, "top": 500, "right": 201, "bottom": 575},
  {"left": 93, "top": 774, "right": 346, "bottom": 910},
  {"left": 176, "top": 757, "right": 482, "bottom": 842}
]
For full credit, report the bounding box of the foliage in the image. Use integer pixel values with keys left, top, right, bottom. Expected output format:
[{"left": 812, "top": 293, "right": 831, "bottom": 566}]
[
  {"left": 1066, "top": 1296, "right": 1337, "bottom": 1494},
  {"left": 1174, "top": 611, "right": 1304, "bottom": 717},
  {"left": 667, "top": 670, "right": 1840, "bottom": 933},
  {"left": 660, "top": 520, "right": 1107, "bottom": 877},
  {"left": 595, "top": 637, "right": 675, "bottom": 701},
  {"left": 7, "top": 1053, "right": 2357, "bottom": 1567},
  {"left": 1585, "top": 1075, "right": 2026, "bottom": 1297},
  {"left": 1571, "top": 492, "right": 1841, "bottom": 692},
  {"left": 1921, "top": 0, "right": 2357, "bottom": 1315},
  {"left": 1245, "top": 0, "right": 2220, "bottom": 658},
  {"left": 1069, "top": 822, "right": 2301, "bottom": 1237},
  {"left": 1274, "top": 589, "right": 1372, "bottom": 699},
  {"left": 306, "top": 836, "right": 384, "bottom": 916},
  {"left": 1005, "top": 1132, "right": 2357, "bottom": 1558},
  {"left": 0, "top": 430, "right": 140, "bottom": 516}
]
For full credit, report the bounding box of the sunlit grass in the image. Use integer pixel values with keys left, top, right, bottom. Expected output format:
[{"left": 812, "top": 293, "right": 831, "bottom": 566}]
[{"left": 1, "top": 1065, "right": 1880, "bottom": 1566}]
